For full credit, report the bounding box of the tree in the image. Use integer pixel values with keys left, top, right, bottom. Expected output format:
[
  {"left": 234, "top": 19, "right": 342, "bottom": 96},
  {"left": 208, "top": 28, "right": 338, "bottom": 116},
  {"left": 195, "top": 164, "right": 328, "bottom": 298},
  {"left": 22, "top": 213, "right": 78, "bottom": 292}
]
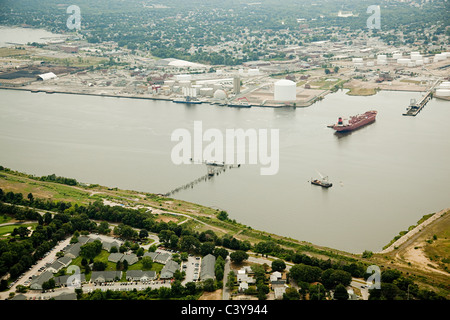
[
  {"left": 141, "top": 256, "right": 153, "bottom": 269},
  {"left": 217, "top": 211, "right": 229, "bottom": 221},
  {"left": 271, "top": 259, "right": 286, "bottom": 272},
  {"left": 97, "top": 221, "right": 110, "bottom": 234},
  {"left": 230, "top": 250, "right": 248, "bottom": 264},
  {"left": 334, "top": 284, "right": 349, "bottom": 300},
  {"left": 92, "top": 261, "right": 107, "bottom": 271},
  {"left": 227, "top": 271, "right": 236, "bottom": 291},
  {"left": 139, "top": 229, "right": 148, "bottom": 239},
  {"left": 283, "top": 287, "right": 300, "bottom": 300},
  {"left": 203, "top": 278, "right": 216, "bottom": 292},
  {"left": 80, "top": 240, "right": 102, "bottom": 260},
  {"left": 324, "top": 68, "right": 331, "bottom": 75},
  {"left": 200, "top": 242, "right": 215, "bottom": 256},
  {"left": 289, "top": 264, "right": 322, "bottom": 284}
]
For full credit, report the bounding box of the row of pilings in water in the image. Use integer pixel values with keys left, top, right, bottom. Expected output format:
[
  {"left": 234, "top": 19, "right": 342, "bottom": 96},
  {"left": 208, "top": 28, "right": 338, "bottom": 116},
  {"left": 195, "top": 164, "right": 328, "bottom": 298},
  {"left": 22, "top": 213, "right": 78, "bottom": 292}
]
[{"left": 164, "top": 163, "right": 240, "bottom": 197}]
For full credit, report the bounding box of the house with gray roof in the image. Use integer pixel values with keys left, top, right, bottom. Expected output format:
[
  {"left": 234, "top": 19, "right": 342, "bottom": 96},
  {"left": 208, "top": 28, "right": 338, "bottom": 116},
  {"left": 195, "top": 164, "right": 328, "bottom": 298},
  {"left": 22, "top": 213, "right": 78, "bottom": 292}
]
[
  {"left": 48, "top": 255, "right": 73, "bottom": 273},
  {"left": 103, "top": 240, "right": 120, "bottom": 252},
  {"left": 143, "top": 251, "right": 159, "bottom": 260},
  {"left": 90, "top": 271, "right": 122, "bottom": 283},
  {"left": 47, "top": 260, "right": 65, "bottom": 274},
  {"left": 52, "top": 292, "right": 77, "bottom": 300},
  {"left": 65, "top": 242, "right": 82, "bottom": 259},
  {"left": 77, "top": 236, "right": 91, "bottom": 245},
  {"left": 53, "top": 273, "right": 86, "bottom": 287},
  {"left": 200, "top": 254, "right": 216, "bottom": 281},
  {"left": 29, "top": 271, "right": 53, "bottom": 290},
  {"left": 121, "top": 253, "right": 138, "bottom": 265},
  {"left": 160, "top": 260, "right": 180, "bottom": 279},
  {"left": 108, "top": 252, "right": 124, "bottom": 263},
  {"left": 126, "top": 270, "right": 157, "bottom": 282},
  {"left": 154, "top": 252, "right": 172, "bottom": 264},
  {"left": 108, "top": 253, "right": 138, "bottom": 265}
]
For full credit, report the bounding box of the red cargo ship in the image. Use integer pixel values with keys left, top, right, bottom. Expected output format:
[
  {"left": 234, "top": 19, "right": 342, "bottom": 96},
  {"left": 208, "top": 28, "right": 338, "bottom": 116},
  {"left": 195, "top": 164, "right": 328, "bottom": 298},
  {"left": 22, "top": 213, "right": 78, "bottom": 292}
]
[{"left": 332, "top": 110, "right": 377, "bottom": 132}]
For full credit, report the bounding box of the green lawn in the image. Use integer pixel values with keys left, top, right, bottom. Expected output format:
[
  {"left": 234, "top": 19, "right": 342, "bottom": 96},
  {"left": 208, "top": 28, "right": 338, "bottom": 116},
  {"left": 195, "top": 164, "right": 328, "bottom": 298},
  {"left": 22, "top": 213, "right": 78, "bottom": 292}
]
[{"left": 0, "top": 223, "right": 37, "bottom": 238}]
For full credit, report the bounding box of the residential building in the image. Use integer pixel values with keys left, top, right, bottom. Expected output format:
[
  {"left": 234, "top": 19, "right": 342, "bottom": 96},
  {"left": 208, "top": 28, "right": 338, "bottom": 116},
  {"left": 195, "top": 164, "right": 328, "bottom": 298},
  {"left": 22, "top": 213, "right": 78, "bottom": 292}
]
[
  {"left": 200, "top": 254, "right": 216, "bottom": 281},
  {"left": 126, "top": 270, "right": 157, "bottom": 282},
  {"left": 29, "top": 271, "right": 53, "bottom": 290},
  {"left": 64, "top": 243, "right": 82, "bottom": 259},
  {"left": 108, "top": 253, "right": 138, "bottom": 265},
  {"left": 90, "top": 271, "right": 122, "bottom": 283},
  {"left": 53, "top": 274, "right": 86, "bottom": 287},
  {"left": 160, "top": 260, "right": 180, "bottom": 279}
]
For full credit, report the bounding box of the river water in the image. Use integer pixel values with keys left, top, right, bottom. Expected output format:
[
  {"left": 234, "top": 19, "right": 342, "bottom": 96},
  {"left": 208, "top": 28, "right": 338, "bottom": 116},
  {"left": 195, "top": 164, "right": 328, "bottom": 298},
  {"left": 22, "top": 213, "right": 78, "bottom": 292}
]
[
  {"left": 0, "top": 88, "right": 449, "bottom": 253},
  {"left": 0, "top": 26, "right": 66, "bottom": 47}
]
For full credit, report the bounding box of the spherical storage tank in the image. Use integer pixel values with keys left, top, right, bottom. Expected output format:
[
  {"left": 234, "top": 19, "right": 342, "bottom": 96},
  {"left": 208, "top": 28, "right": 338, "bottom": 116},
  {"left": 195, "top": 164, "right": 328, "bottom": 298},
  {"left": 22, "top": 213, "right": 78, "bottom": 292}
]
[
  {"left": 274, "top": 79, "right": 296, "bottom": 101},
  {"left": 213, "top": 89, "right": 227, "bottom": 100}
]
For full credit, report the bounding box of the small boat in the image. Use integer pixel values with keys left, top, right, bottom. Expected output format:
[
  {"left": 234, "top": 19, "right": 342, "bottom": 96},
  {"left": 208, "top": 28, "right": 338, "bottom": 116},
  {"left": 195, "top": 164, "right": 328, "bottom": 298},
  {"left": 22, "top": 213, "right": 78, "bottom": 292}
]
[
  {"left": 311, "top": 178, "right": 333, "bottom": 188},
  {"left": 311, "top": 171, "right": 332, "bottom": 188},
  {"left": 205, "top": 160, "right": 224, "bottom": 167}
]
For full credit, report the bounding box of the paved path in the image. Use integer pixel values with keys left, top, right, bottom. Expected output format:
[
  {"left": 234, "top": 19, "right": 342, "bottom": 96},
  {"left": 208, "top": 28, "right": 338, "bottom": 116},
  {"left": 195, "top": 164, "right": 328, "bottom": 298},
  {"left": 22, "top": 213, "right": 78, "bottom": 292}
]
[{"left": 378, "top": 208, "right": 449, "bottom": 254}]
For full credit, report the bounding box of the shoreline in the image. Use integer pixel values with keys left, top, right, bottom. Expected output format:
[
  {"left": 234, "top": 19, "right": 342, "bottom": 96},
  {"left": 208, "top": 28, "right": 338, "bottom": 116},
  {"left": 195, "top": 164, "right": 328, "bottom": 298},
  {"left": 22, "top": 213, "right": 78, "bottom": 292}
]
[
  {"left": 377, "top": 208, "right": 449, "bottom": 254},
  {"left": 0, "top": 85, "right": 432, "bottom": 106}
]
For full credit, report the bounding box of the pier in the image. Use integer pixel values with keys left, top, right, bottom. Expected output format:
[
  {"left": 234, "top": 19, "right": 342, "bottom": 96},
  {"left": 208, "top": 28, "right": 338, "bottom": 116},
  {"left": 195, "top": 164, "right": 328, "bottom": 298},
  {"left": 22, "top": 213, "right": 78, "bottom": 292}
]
[
  {"left": 164, "top": 162, "right": 240, "bottom": 197},
  {"left": 402, "top": 80, "right": 440, "bottom": 116}
]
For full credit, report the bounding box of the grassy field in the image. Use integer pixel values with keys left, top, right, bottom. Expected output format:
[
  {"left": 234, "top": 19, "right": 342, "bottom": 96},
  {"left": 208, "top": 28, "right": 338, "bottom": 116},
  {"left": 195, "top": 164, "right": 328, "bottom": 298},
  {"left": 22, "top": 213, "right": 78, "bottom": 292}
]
[
  {"left": 345, "top": 87, "right": 378, "bottom": 96},
  {"left": 0, "top": 47, "right": 29, "bottom": 58},
  {"left": 0, "top": 223, "right": 38, "bottom": 238}
]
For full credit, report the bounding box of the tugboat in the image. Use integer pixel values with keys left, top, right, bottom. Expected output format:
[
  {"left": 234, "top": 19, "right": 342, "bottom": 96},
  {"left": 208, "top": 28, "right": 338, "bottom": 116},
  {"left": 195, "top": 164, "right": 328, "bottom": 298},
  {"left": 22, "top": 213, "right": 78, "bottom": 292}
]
[{"left": 311, "top": 171, "right": 333, "bottom": 188}]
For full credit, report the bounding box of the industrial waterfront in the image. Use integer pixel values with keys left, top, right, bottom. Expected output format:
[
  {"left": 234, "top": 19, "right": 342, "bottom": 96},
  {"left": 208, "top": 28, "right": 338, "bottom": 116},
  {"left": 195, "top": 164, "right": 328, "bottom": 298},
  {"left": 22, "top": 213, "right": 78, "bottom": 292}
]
[{"left": 1, "top": 88, "right": 449, "bottom": 253}]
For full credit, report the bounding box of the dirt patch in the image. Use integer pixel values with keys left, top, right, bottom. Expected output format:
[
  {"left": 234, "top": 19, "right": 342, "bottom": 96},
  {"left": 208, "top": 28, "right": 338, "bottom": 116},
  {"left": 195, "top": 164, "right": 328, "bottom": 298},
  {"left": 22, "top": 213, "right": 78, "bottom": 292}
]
[
  {"left": 154, "top": 215, "right": 179, "bottom": 223},
  {"left": 401, "top": 246, "right": 448, "bottom": 277},
  {"left": 198, "top": 289, "right": 222, "bottom": 300}
]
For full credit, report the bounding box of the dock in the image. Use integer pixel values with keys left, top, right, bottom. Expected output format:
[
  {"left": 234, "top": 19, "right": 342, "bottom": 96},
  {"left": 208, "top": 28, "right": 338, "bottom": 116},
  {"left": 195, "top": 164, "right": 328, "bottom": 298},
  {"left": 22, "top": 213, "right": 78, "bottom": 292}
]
[{"left": 402, "top": 80, "right": 440, "bottom": 116}]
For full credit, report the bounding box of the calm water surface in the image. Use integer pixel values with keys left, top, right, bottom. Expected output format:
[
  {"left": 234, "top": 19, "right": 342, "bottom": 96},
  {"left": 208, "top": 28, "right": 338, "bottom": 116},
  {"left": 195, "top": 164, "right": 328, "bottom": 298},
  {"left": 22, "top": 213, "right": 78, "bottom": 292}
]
[{"left": 0, "top": 89, "right": 449, "bottom": 253}]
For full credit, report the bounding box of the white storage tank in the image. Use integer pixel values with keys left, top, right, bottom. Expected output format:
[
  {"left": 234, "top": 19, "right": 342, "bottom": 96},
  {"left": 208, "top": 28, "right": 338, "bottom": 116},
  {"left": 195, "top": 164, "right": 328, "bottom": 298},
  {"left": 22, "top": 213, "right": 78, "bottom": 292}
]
[
  {"left": 439, "top": 81, "right": 450, "bottom": 88},
  {"left": 200, "top": 88, "right": 214, "bottom": 97},
  {"left": 274, "top": 79, "right": 296, "bottom": 101},
  {"left": 397, "top": 58, "right": 410, "bottom": 65},
  {"left": 176, "top": 74, "right": 192, "bottom": 81},
  {"left": 179, "top": 80, "right": 191, "bottom": 87},
  {"left": 435, "top": 89, "right": 450, "bottom": 97},
  {"left": 248, "top": 68, "right": 260, "bottom": 76},
  {"left": 164, "top": 80, "right": 176, "bottom": 87},
  {"left": 213, "top": 89, "right": 227, "bottom": 100}
]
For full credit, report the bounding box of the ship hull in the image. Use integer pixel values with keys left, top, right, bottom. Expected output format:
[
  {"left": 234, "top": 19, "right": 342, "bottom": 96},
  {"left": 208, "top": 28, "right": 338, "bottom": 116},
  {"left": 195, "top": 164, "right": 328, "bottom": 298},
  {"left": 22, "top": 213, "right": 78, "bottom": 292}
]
[
  {"left": 311, "top": 180, "right": 332, "bottom": 188},
  {"left": 332, "top": 111, "right": 377, "bottom": 132}
]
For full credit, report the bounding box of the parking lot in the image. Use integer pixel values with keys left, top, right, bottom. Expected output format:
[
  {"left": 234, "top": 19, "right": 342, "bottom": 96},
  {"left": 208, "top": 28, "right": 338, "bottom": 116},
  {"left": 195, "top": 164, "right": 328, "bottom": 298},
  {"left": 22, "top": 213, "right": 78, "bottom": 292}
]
[{"left": 182, "top": 255, "right": 201, "bottom": 284}]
